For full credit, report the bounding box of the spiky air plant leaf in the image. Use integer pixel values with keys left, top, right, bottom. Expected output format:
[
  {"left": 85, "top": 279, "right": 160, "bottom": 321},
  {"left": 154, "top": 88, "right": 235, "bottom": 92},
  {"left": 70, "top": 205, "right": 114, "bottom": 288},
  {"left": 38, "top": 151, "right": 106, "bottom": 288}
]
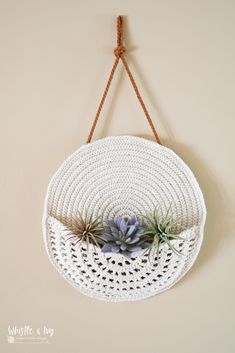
[
  {"left": 141, "top": 206, "right": 185, "bottom": 260},
  {"left": 62, "top": 211, "right": 104, "bottom": 250},
  {"left": 99, "top": 216, "right": 149, "bottom": 258}
]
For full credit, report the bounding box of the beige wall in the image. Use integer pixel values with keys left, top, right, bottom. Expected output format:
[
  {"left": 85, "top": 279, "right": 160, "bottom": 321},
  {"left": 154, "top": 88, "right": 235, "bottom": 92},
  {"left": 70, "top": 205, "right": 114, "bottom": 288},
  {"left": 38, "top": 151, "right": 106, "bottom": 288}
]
[{"left": 1, "top": 0, "right": 235, "bottom": 352}]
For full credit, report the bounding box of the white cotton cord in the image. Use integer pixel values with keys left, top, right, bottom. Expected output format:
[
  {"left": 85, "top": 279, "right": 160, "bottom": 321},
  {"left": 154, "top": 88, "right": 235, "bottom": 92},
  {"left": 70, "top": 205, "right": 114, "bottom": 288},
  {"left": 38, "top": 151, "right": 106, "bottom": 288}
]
[{"left": 42, "top": 135, "right": 206, "bottom": 302}]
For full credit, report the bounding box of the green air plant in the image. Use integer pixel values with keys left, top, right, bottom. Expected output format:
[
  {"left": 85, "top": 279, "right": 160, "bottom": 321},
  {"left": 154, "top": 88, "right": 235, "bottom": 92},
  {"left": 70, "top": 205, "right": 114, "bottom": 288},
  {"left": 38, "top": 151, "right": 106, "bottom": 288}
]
[
  {"left": 141, "top": 207, "right": 185, "bottom": 260},
  {"left": 63, "top": 211, "right": 104, "bottom": 250}
]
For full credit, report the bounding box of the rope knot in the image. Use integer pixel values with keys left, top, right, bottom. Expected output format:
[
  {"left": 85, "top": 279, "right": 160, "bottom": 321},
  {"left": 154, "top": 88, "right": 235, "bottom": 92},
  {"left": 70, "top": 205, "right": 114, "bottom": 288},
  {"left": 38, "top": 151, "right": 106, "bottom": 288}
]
[{"left": 114, "top": 45, "right": 126, "bottom": 57}]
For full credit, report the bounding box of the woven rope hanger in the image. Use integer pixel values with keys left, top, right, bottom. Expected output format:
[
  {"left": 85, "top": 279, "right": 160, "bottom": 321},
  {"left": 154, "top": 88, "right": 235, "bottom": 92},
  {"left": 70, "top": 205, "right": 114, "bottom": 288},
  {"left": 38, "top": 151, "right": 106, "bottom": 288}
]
[
  {"left": 87, "top": 16, "right": 162, "bottom": 145},
  {"left": 43, "top": 17, "right": 207, "bottom": 300}
]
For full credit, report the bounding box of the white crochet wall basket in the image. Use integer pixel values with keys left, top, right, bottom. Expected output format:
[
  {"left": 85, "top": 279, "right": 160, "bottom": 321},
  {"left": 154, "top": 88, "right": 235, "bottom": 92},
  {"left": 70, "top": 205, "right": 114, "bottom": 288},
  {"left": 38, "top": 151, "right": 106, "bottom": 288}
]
[
  {"left": 43, "top": 17, "right": 206, "bottom": 302},
  {"left": 42, "top": 135, "right": 206, "bottom": 302}
]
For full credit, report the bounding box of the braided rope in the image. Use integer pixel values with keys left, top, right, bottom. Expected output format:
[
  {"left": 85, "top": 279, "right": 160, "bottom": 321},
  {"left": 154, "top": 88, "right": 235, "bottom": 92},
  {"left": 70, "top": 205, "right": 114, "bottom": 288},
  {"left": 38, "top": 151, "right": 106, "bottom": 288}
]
[{"left": 87, "top": 16, "right": 161, "bottom": 144}]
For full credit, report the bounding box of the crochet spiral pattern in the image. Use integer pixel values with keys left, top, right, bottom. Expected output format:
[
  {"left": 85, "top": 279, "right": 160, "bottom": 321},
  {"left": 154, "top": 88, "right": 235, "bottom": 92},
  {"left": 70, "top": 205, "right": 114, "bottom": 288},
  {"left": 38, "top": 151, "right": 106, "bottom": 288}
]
[{"left": 42, "top": 136, "right": 206, "bottom": 301}]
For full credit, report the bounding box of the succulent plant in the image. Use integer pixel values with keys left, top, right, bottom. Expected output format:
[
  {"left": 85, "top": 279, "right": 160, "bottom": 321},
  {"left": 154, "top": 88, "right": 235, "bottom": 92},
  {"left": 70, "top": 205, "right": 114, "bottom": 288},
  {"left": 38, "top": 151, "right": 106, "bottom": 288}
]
[
  {"left": 141, "top": 207, "right": 185, "bottom": 260},
  {"left": 52, "top": 205, "right": 186, "bottom": 260},
  {"left": 100, "top": 216, "right": 149, "bottom": 257},
  {"left": 63, "top": 211, "right": 104, "bottom": 249}
]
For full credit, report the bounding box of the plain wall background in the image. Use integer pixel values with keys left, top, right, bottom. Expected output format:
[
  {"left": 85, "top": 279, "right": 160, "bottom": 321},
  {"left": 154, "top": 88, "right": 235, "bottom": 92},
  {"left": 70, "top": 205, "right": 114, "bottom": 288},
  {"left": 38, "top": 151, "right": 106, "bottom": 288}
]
[{"left": 1, "top": 0, "right": 235, "bottom": 352}]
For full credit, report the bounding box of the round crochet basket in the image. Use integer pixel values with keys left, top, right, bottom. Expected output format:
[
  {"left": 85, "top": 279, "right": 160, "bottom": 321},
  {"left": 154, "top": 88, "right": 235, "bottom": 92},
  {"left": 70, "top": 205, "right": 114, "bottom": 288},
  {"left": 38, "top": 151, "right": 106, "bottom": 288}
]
[{"left": 43, "top": 135, "right": 206, "bottom": 302}]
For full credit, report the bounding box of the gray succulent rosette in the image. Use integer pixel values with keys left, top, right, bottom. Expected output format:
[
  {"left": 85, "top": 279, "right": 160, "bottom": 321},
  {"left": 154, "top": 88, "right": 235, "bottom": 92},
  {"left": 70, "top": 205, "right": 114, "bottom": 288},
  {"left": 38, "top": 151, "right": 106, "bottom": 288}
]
[{"left": 98, "top": 216, "right": 150, "bottom": 258}]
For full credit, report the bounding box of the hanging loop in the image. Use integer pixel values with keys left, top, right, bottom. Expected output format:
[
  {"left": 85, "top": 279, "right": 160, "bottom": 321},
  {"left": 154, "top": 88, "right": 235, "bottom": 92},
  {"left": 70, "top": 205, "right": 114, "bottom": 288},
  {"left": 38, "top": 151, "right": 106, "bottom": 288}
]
[
  {"left": 86, "top": 16, "right": 161, "bottom": 145},
  {"left": 114, "top": 16, "right": 126, "bottom": 57}
]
